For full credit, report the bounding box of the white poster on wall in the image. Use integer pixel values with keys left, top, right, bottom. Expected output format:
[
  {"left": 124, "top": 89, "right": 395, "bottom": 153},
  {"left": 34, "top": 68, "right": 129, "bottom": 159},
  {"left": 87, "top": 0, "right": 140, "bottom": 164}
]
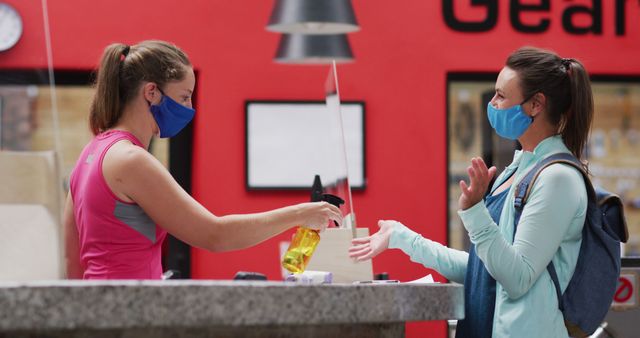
[{"left": 246, "top": 101, "right": 365, "bottom": 189}]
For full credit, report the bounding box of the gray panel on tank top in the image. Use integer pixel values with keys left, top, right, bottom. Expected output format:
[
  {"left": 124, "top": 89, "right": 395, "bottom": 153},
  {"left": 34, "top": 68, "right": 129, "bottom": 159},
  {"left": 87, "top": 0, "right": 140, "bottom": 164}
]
[{"left": 114, "top": 201, "right": 156, "bottom": 242}]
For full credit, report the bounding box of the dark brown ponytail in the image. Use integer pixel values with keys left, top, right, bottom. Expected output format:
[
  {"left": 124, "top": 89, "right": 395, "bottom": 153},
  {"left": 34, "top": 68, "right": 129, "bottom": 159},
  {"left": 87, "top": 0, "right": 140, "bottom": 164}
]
[
  {"left": 562, "top": 59, "right": 594, "bottom": 161},
  {"left": 89, "top": 40, "right": 191, "bottom": 135},
  {"left": 506, "top": 47, "right": 593, "bottom": 160}
]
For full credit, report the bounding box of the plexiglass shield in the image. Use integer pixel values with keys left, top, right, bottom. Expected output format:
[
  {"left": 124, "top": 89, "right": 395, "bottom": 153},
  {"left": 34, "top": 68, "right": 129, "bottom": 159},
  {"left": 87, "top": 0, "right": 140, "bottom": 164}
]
[
  {"left": 323, "top": 61, "right": 357, "bottom": 236},
  {"left": 0, "top": 1, "right": 64, "bottom": 279}
]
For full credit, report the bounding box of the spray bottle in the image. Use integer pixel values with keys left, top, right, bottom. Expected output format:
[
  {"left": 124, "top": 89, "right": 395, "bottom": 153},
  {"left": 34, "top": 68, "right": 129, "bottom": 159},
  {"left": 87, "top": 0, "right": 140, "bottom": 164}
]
[{"left": 282, "top": 176, "right": 344, "bottom": 273}]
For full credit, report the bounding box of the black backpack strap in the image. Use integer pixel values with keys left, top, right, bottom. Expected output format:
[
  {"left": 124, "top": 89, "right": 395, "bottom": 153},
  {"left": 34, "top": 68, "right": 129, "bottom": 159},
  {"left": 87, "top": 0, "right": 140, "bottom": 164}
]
[
  {"left": 512, "top": 152, "right": 593, "bottom": 312},
  {"left": 546, "top": 262, "right": 564, "bottom": 311}
]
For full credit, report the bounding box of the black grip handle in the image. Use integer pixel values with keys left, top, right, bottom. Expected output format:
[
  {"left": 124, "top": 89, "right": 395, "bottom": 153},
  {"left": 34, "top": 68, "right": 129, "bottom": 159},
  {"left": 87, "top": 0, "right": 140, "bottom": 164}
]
[{"left": 321, "top": 193, "right": 344, "bottom": 227}]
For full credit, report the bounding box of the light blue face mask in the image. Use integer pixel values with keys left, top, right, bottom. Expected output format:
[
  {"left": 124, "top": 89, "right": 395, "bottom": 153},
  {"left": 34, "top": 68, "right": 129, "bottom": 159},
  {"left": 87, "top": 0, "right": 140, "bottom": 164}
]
[
  {"left": 149, "top": 90, "right": 195, "bottom": 138},
  {"left": 486, "top": 98, "right": 533, "bottom": 140}
]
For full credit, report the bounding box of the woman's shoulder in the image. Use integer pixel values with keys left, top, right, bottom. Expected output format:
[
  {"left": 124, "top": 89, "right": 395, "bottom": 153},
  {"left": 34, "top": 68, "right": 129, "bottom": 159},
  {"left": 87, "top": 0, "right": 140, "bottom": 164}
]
[
  {"left": 536, "top": 156, "right": 585, "bottom": 185},
  {"left": 106, "top": 140, "right": 156, "bottom": 169},
  {"left": 102, "top": 140, "right": 166, "bottom": 201},
  {"left": 532, "top": 157, "right": 588, "bottom": 206}
]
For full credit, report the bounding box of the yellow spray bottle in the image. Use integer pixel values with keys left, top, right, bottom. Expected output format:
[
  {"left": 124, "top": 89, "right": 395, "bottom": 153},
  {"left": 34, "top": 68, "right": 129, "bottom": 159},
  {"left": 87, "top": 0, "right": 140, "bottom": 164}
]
[{"left": 282, "top": 177, "right": 344, "bottom": 273}]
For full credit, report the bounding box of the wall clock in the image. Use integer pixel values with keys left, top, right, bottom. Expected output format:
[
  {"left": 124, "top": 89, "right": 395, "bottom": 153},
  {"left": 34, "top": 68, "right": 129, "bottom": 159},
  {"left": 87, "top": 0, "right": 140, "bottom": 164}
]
[{"left": 0, "top": 3, "right": 23, "bottom": 52}]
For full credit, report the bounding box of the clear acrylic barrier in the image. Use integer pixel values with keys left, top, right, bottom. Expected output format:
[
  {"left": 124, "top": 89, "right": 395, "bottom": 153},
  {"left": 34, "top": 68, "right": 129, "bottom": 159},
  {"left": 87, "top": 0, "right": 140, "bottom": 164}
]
[
  {"left": 0, "top": 1, "right": 65, "bottom": 279},
  {"left": 323, "top": 61, "right": 357, "bottom": 235},
  {"left": 280, "top": 62, "right": 362, "bottom": 275}
]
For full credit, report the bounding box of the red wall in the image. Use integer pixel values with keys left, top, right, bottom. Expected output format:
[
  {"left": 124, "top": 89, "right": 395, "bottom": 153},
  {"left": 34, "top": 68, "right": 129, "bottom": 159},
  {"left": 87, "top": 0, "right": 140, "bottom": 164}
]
[{"left": 4, "top": 1, "right": 640, "bottom": 337}]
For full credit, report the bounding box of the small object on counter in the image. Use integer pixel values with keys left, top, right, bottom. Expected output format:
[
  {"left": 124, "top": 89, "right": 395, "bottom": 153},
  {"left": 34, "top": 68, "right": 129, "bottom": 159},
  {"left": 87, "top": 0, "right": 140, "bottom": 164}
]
[
  {"left": 233, "top": 271, "right": 267, "bottom": 281},
  {"left": 284, "top": 270, "right": 333, "bottom": 284},
  {"left": 162, "top": 270, "right": 181, "bottom": 280},
  {"left": 374, "top": 272, "right": 390, "bottom": 280},
  {"left": 353, "top": 280, "right": 400, "bottom": 284},
  {"left": 406, "top": 274, "right": 437, "bottom": 284}
]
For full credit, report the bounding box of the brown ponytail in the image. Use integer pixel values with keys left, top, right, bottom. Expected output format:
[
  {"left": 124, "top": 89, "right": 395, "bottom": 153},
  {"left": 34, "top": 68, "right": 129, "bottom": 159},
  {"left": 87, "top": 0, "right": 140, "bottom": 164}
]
[
  {"left": 562, "top": 59, "right": 594, "bottom": 161},
  {"left": 90, "top": 43, "right": 128, "bottom": 135},
  {"left": 89, "top": 40, "right": 191, "bottom": 135},
  {"left": 506, "top": 47, "right": 594, "bottom": 160}
]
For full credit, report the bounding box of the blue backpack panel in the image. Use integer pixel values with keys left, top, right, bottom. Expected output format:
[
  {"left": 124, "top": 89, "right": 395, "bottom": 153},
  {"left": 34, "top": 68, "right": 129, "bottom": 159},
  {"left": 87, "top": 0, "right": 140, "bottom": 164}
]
[{"left": 513, "top": 153, "right": 629, "bottom": 337}]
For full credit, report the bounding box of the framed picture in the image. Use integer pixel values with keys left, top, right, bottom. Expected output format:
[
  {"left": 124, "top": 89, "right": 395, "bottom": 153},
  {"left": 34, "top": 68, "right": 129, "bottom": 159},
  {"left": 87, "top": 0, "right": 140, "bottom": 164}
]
[{"left": 246, "top": 100, "right": 365, "bottom": 190}]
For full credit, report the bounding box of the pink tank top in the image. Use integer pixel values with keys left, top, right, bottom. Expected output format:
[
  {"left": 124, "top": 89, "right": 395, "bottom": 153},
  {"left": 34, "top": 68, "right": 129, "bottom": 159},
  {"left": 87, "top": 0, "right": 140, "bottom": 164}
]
[{"left": 70, "top": 130, "right": 167, "bottom": 279}]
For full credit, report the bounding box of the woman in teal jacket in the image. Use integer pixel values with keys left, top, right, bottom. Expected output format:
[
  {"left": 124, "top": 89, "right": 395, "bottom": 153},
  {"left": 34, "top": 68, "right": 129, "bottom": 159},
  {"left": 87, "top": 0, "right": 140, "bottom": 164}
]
[{"left": 349, "top": 47, "right": 594, "bottom": 337}]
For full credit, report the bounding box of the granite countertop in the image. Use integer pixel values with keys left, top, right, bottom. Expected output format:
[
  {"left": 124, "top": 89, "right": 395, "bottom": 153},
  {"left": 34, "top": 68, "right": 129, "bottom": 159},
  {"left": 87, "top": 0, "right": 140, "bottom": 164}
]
[{"left": 0, "top": 280, "right": 464, "bottom": 331}]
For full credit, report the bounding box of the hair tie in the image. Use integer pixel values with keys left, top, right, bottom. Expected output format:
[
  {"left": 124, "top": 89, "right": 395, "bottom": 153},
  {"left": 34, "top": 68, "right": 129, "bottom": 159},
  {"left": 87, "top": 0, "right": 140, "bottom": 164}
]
[
  {"left": 120, "top": 45, "right": 130, "bottom": 62},
  {"left": 560, "top": 58, "right": 574, "bottom": 77}
]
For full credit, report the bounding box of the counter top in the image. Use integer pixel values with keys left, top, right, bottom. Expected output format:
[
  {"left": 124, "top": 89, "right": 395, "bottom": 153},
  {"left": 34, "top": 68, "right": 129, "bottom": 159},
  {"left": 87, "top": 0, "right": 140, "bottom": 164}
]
[
  {"left": 0, "top": 280, "right": 464, "bottom": 337},
  {"left": 0, "top": 280, "right": 463, "bottom": 331}
]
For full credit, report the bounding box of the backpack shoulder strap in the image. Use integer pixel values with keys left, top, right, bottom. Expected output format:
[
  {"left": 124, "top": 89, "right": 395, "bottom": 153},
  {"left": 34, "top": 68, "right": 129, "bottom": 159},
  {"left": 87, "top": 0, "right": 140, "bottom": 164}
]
[{"left": 514, "top": 152, "right": 594, "bottom": 212}]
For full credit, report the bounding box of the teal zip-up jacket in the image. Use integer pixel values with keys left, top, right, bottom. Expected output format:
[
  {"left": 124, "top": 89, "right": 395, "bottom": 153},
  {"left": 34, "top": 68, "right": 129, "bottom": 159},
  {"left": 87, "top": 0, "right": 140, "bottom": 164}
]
[{"left": 390, "top": 135, "right": 587, "bottom": 337}]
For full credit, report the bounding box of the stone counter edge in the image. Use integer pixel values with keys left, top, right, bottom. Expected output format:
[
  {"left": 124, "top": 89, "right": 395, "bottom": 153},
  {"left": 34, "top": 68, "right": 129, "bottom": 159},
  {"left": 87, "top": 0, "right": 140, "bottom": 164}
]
[{"left": 0, "top": 280, "right": 464, "bottom": 331}]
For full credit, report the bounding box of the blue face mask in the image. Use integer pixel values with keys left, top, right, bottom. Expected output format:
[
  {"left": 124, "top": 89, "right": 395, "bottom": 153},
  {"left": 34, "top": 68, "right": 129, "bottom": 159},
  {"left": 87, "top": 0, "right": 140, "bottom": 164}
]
[
  {"left": 486, "top": 100, "right": 533, "bottom": 140},
  {"left": 149, "top": 90, "right": 195, "bottom": 138}
]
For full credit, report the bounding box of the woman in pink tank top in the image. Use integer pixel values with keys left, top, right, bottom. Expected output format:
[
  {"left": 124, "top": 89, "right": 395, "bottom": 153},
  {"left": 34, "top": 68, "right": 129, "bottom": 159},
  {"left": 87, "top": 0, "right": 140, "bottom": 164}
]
[{"left": 64, "top": 40, "right": 342, "bottom": 280}]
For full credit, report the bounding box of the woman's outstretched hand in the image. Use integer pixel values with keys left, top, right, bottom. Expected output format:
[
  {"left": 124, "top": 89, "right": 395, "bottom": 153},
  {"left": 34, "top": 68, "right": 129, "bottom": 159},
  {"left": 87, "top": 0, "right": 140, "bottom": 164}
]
[
  {"left": 458, "top": 157, "right": 497, "bottom": 210},
  {"left": 349, "top": 220, "right": 396, "bottom": 261}
]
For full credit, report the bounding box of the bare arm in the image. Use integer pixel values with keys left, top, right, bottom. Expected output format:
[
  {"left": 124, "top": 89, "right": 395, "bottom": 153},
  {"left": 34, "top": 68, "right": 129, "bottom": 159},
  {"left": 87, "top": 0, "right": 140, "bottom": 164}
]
[
  {"left": 104, "top": 142, "right": 342, "bottom": 252},
  {"left": 63, "top": 193, "right": 84, "bottom": 279}
]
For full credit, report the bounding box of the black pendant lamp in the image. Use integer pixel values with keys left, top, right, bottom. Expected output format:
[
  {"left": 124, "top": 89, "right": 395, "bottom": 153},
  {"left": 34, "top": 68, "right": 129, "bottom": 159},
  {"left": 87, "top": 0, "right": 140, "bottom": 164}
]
[
  {"left": 274, "top": 34, "right": 353, "bottom": 64},
  {"left": 267, "top": 0, "right": 359, "bottom": 64},
  {"left": 267, "top": 0, "right": 359, "bottom": 35}
]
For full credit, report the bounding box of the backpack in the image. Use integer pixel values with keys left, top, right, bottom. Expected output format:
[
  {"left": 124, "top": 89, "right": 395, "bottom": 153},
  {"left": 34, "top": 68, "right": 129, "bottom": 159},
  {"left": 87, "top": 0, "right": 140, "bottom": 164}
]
[{"left": 512, "top": 152, "right": 629, "bottom": 338}]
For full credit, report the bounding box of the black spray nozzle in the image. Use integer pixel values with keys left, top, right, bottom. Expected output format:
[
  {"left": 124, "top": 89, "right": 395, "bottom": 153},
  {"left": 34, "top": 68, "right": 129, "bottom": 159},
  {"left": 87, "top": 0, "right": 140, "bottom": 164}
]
[
  {"left": 310, "top": 175, "right": 323, "bottom": 202},
  {"left": 309, "top": 175, "right": 345, "bottom": 228},
  {"left": 321, "top": 193, "right": 344, "bottom": 208}
]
